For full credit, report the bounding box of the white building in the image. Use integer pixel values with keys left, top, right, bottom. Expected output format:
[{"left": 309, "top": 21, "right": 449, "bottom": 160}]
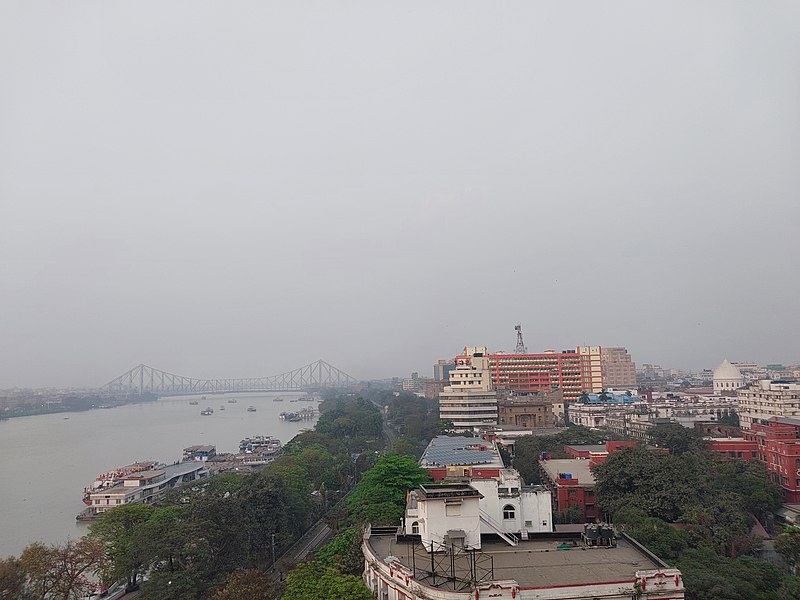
[
  {"left": 366, "top": 520, "right": 684, "bottom": 600},
  {"left": 439, "top": 347, "right": 498, "bottom": 431},
  {"left": 738, "top": 379, "right": 800, "bottom": 429},
  {"left": 713, "top": 360, "right": 745, "bottom": 394},
  {"left": 403, "top": 475, "right": 552, "bottom": 550}
]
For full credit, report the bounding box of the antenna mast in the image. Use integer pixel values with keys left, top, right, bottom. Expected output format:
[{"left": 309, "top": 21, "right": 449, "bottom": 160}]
[{"left": 514, "top": 324, "right": 527, "bottom": 354}]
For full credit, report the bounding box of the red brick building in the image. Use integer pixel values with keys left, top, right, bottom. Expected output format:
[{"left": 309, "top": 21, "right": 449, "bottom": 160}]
[
  {"left": 743, "top": 417, "right": 800, "bottom": 503},
  {"left": 705, "top": 438, "right": 759, "bottom": 461},
  {"left": 539, "top": 458, "right": 600, "bottom": 521}
]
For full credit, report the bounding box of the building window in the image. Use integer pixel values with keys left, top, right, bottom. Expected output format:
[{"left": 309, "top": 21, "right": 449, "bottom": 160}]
[
  {"left": 503, "top": 505, "right": 515, "bottom": 520},
  {"left": 411, "top": 521, "right": 419, "bottom": 534}
]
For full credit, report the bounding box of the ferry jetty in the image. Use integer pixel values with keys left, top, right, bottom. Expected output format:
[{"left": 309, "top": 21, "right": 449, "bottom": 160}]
[
  {"left": 77, "top": 461, "right": 210, "bottom": 521},
  {"left": 279, "top": 406, "right": 316, "bottom": 422},
  {"left": 183, "top": 436, "right": 283, "bottom": 472}
]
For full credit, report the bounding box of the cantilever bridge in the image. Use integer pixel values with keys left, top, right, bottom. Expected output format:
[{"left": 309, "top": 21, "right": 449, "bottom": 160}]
[{"left": 101, "top": 360, "right": 358, "bottom": 396}]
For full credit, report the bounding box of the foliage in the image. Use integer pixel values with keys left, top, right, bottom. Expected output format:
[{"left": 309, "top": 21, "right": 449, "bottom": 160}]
[
  {"left": 649, "top": 423, "right": 708, "bottom": 456},
  {"left": 512, "top": 426, "right": 616, "bottom": 484},
  {"left": 281, "top": 561, "right": 372, "bottom": 600},
  {"left": 717, "top": 412, "right": 741, "bottom": 427},
  {"left": 2, "top": 538, "right": 107, "bottom": 600},
  {"left": 89, "top": 503, "right": 156, "bottom": 588},
  {"left": 211, "top": 569, "right": 275, "bottom": 600},
  {"left": 555, "top": 504, "right": 583, "bottom": 524},
  {"left": 347, "top": 454, "right": 430, "bottom": 525},
  {"left": 314, "top": 528, "right": 363, "bottom": 576},
  {"left": 595, "top": 446, "right": 794, "bottom": 598},
  {"left": 775, "top": 527, "right": 800, "bottom": 570}
]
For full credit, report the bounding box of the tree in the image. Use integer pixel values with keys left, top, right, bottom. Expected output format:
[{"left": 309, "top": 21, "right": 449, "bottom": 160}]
[
  {"left": 0, "top": 557, "right": 28, "bottom": 600},
  {"left": 314, "top": 528, "right": 364, "bottom": 576},
  {"left": 89, "top": 503, "right": 157, "bottom": 590},
  {"left": 649, "top": 423, "right": 707, "bottom": 456},
  {"left": 776, "top": 527, "right": 800, "bottom": 572},
  {"left": 211, "top": 569, "right": 274, "bottom": 600},
  {"left": 594, "top": 447, "right": 696, "bottom": 522},
  {"left": 282, "top": 561, "right": 372, "bottom": 600},
  {"left": 12, "top": 539, "right": 107, "bottom": 600},
  {"left": 347, "top": 454, "right": 430, "bottom": 525}
]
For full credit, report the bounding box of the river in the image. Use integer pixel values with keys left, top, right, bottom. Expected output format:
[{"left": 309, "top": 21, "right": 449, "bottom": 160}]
[{"left": 0, "top": 392, "right": 317, "bottom": 558}]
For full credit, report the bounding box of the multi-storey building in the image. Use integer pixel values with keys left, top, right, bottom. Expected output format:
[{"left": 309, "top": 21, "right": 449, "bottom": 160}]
[
  {"left": 497, "top": 390, "right": 558, "bottom": 429},
  {"left": 601, "top": 347, "right": 637, "bottom": 388},
  {"left": 456, "top": 346, "right": 602, "bottom": 401},
  {"left": 433, "top": 359, "right": 455, "bottom": 382},
  {"left": 439, "top": 347, "right": 498, "bottom": 431},
  {"left": 743, "top": 417, "right": 800, "bottom": 502},
  {"left": 738, "top": 380, "right": 800, "bottom": 430}
]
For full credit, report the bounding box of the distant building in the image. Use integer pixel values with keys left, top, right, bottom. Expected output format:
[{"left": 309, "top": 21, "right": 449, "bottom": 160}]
[
  {"left": 601, "top": 347, "right": 637, "bottom": 388},
  {"left": 433, "top": 359, "right": 455, "bottom": 382},
  {"left": 182, "top": 445, "right": 217, "bottom": 461},
  {"left": 455, "top": 346, "right": 602, "bottom": 401},
  {"left": 497, "top": 390, "right": 558, "bottom": 429},
  {"left": 713, "top": 360, "right": 745, "bottom": 395},
  {"left": 738, "top": 380, "right": 800, "bottom": 429},
  {"left": 439, "top": 347, "right": 498, "bottom": 431}
]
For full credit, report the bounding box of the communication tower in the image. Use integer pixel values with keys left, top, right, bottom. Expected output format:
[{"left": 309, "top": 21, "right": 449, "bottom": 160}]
[{"left": 514, "top": 324, "right": 527, "bottom": 354}]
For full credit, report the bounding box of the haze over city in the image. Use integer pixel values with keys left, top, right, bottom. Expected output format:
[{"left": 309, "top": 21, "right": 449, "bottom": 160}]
[{"left": 2, "top": 1, "right": 799, "bottom": 389}]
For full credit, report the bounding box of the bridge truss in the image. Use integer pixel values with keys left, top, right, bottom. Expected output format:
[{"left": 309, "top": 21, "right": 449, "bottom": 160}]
[{"left": 101, "top": 360, "right": 359, "bottom": 396}]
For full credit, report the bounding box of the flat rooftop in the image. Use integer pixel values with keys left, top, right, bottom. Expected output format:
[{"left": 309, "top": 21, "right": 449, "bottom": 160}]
[
  {"left": 367, "top": 534, "right": 662, "bottom": 589},
  {"left": 540, "top": 459, "right": 595, "bottom": 485},
  {"left": 420, "top": 436, "right": 504, "bottom": 468},
  {"left": 564, "top": 444, "right": 607, "bottom": 453},
  {"left": 418, "top": 484, "right": 482, "bottom": 500}
]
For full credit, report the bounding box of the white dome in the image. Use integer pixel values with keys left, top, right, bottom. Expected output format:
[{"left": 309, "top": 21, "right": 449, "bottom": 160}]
[{"left": 713, "top": 359, "right": 742, "bottom": 381}]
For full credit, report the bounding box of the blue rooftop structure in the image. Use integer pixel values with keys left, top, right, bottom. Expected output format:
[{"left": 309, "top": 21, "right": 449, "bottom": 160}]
[
  {"left": 576, "top": 392, "right": 638, "bottom": 405},
  {"left": 419, "top": 435, "right": 504, "bottom": 468}
]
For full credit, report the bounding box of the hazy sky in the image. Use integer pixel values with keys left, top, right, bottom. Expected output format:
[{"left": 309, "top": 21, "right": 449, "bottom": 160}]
[{"left": 2, "top": 1, "right": 799, "bottom": 388}]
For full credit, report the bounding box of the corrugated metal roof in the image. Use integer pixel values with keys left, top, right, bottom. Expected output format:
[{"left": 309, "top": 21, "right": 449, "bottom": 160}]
[{"left": 420, "top": 435, "right": 501, "bottom": 467}]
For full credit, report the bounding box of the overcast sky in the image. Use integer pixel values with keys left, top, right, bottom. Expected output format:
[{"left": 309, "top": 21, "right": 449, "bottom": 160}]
[{"left": 1, "top": 1, "right": 799, "bottom": 388}]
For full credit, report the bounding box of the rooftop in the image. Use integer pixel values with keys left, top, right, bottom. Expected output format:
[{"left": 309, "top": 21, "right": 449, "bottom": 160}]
[
  {"left": 540, "top": 459, "right": 596, "bottom": 485},
  {"left": 418, "top": 483, "right": 482, "bottom": 500},
  {"left": 420, "top": 436, "right": 504, "bottom": 468},
  {"left": 366, "top": 533, "right": 663, "bottom": 590},
  {"left": 564, "top": 444, "right": 607, "bottom": 453}
]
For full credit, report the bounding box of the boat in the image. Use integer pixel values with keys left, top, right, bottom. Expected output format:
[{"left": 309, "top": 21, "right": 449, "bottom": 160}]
[
  {"left": 219, "top": 406, "right": 225, "bottom": 410},
  {"left": 82, "top": 461, "right": 163, "bottom": 505},
  {"left": 239, "top": 435, "right": 281, "bottom": 454},
  {"left": 247, "top": 406, "right": 257, "bottom": 412},
  {"left": 189, "top": 400, "right": 199, "bottom": 405},
  {"left": 227, "top": 398, "right": 237, "bottom": 404},
  {"left": 281, "top": 412, "right": 302, "bottom": 422},
  {"left": 201, "top": 408, "right": 214, "bottom": 415},
  {"left": 273, "top": 397, "right": 284, "bottom": 402},
  {"left": 79, "top": 461, "right": 209, "bottom": 518}
]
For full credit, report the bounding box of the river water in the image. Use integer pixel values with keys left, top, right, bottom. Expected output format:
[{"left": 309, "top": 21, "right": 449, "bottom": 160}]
[{"left": 0, "top": 392, "right": 317, "bottom": 558}]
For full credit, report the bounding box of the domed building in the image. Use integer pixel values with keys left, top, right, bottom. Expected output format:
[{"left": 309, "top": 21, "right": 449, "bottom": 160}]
[{"left": 713, "top": 359, "right": 744, "bottom": 395}]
